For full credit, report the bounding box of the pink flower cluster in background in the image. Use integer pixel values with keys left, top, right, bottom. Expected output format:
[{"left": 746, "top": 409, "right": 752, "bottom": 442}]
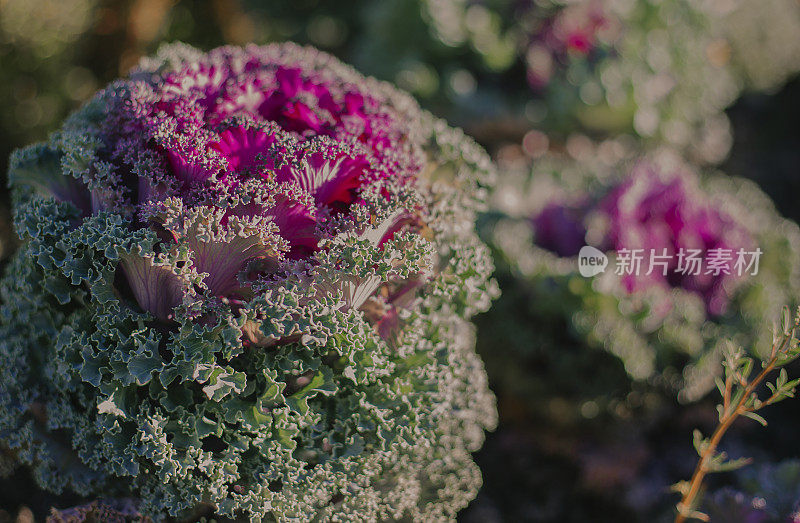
[{"left": 525, "top": 0, "right": 612, "bottom": 88}]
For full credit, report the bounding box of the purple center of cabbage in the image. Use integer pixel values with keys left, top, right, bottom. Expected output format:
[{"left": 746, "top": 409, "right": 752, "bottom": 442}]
[{"left": 47, "top": 45, "right": 422, "bottom": 320}]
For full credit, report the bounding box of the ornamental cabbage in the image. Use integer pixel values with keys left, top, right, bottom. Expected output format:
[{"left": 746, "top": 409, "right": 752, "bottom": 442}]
[
  {"left": 0, "top": 42, "right": 498, "bottom": 521},
  {"left": 481, "top": 145, "right": 800, "bottom": 404}
]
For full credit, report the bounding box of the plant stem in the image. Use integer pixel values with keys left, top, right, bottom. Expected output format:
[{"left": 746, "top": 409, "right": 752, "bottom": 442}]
[{"left": 674, "top": 334, "right": 789, "bottom": 523}]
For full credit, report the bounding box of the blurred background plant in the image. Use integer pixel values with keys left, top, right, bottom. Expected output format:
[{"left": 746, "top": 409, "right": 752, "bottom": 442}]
[
  {"left": 0, "top": 0, "right": 798, "bottom": 521},
  {"left": 481, "top": 145, "right": 800, "bottom": 402},
  {"left": 703, "top": 459, "right": 800, "bottom": 522},
  {"left": 355, "top": 0, "right": 740, "bottom": 164}
]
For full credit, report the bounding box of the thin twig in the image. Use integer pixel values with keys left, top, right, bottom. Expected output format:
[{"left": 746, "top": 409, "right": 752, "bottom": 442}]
[{"left": 674, "top": 310, "right": 800, "bottom": 523}]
